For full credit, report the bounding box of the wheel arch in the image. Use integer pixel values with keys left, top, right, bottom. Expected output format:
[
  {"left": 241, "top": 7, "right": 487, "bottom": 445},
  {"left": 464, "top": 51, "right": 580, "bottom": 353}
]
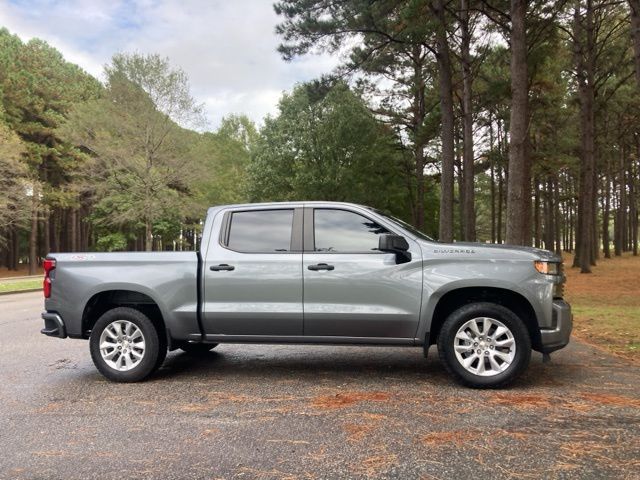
[
  {"left": 82, "top": 289, "right": 170, "bottom": 348},
  {"left": 426, "top": 286, "right": 542, "bottom": 351}
]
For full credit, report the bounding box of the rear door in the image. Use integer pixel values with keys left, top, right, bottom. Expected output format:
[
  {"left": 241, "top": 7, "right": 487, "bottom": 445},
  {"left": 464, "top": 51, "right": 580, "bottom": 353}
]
[
  {"left": 202, "top": 207, "right": 303, "bottom": 336},
  {"left": 302, "top": 207, "right": 423, "bottom": 339}
]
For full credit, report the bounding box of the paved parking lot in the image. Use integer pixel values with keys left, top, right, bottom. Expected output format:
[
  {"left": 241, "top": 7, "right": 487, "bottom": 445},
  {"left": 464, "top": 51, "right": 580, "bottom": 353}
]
[{"left": 1, "top": 291, "right": 639, "bottom": 479}]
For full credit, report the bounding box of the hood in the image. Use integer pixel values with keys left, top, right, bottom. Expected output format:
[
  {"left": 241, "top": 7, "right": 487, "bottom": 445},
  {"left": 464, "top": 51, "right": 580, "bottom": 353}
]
[{"left": 419, "top": 240, "right": 562, "bottom": 262}]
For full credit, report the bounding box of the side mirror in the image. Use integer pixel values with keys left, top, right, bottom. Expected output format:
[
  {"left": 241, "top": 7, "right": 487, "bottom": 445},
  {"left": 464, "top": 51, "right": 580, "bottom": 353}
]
[
  {"left": 378, "top": 234, "right": 411, "bottom": 263},
  {"left": 379, "top": 233, "right": 409, "bottom": 252}
]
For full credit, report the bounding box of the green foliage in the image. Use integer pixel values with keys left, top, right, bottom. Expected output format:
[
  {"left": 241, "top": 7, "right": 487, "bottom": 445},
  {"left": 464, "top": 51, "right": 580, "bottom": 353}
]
[
  {"left": 95, "top": 232, "right": 128, "bottom": 252},
  {"left": 0, "top": 114, "right": 29, "bottom": 240},
  {"left": 0, "top": 27, "right": 101, "bottom": 180},
  {"left": 247, "top": 80, "right": 408, "bottom": 216},
  {"left": 2, "top": 1, "right": 640, "bottom": 259},
  {"left": 190, "top": 115, "right": 255, "bottom": 209},
  {"left": 62, "top": 53, "right": 204, "bottom": 249}
]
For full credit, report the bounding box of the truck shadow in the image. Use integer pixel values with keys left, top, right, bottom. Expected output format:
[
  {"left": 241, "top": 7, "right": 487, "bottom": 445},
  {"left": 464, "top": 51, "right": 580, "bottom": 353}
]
[
  {"left": 150, "top": 345, "right": 568, "bottom": 388},
  {"left": 154, "top": 346, "right": 440, "bottom": 380}
]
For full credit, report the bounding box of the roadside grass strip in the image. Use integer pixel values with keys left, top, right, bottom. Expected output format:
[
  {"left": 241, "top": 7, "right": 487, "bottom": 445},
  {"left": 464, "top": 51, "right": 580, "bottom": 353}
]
[{"left": 0, "top": 279, "right": 42, "bottom": 294}]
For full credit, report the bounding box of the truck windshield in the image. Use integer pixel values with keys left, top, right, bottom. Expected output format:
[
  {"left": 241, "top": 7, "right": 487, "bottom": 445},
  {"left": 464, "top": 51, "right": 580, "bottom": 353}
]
[{"left": 370, "top": 209, "right": 436, "bottom": 242}]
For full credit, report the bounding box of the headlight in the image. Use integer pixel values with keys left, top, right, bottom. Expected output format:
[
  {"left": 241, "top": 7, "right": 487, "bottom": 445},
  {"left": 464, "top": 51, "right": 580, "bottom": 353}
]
[{"left": 534, "top": 261, "right": 560, "bottom": 275}]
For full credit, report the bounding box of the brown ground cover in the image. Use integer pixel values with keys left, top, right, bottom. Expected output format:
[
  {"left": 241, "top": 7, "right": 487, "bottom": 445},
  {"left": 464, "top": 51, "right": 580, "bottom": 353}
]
[
  {"left": 563, "top": 252, "right": 640, "bottom": 361},
  {"left": 0, "top": 266, "right": 42, "bottom": 278}
]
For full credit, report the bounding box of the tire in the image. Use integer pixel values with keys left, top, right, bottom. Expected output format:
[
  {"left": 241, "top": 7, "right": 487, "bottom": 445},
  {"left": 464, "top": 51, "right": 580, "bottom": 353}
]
[
  {"left": 90, "top": 307, "right": 161, "bottom": 382},
  {"left": 437, "top": 302, "right": 531, "bottom": 389},
  {"left": 179, "top": 343, "right": 218, "bottom": 355},
  {"left": 152, "top": 335, "right": 168, "bottom": 374}
]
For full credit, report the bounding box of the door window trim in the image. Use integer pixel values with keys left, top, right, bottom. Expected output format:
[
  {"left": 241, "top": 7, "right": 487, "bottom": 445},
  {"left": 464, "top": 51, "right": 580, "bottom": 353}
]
[
  {"left": 219, "top": 207, "right": 303, "bottom": 254},
  {"left": 304, "top": 207, "right": 398, "bottom": 254}
]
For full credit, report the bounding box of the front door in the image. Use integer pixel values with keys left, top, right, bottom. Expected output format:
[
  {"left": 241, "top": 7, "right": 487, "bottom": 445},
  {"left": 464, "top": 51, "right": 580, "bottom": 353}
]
[
  {"left": 203, "top": 207, "right": 303, "bottom": 336},
  {"left": 303, "top": 207, "right": 423, "bottom": 339}
]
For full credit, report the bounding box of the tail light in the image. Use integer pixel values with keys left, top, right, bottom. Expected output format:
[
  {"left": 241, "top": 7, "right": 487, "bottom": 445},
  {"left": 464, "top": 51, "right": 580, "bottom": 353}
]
[{"left": 43, "top": 258, "right": 56, "bottom": 298}]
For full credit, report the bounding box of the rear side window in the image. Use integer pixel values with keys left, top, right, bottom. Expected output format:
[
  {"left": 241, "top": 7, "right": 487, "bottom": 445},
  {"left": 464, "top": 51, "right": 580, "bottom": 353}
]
[
  {"left": 227, "top": 209, "right": 294, "bottom": 252},
  {"left": 314, "top": 209, "right": 389, "bottom": 252}
]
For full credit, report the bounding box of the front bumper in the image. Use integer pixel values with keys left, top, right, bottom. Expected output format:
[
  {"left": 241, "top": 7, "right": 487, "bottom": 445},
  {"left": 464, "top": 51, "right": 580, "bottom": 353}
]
[
  {"left": 539, "top": 300, "right": 572, "bottom": 353},
  {"left": 41, "top": 312, "right": 67, "bottom": 338}
]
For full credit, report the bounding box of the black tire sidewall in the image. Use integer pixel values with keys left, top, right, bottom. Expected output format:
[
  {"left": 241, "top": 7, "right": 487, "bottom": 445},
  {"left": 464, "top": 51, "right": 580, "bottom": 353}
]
[
  {"left": 90, "top": 307, "right": 160, "bottom": 382},
  {"left": 437, "top": 302, "right": 531, "bottom": 388}
]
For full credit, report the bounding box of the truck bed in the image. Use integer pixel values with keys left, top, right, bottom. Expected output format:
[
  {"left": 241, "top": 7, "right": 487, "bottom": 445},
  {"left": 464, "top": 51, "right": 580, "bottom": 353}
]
[{"left": 44, "top": 252, "right": 200, "bottom": 340}]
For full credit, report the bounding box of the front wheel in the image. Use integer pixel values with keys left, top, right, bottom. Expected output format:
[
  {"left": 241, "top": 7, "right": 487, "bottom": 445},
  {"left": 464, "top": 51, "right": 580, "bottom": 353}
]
[
  {"left": 437, "top": 302, "right": 531, "bottom": 388},
  {"left": 89, "top": 307, "right": 161, "bottom": 382}
]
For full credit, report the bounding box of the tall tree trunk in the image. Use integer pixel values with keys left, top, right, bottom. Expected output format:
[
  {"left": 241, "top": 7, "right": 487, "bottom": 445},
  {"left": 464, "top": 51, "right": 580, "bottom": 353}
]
[
  {"left": 498, "top": 162, "right": 504, "bottom": 244},
  {"left": 43, "top": 216, "right": 50, "bottom": 256},
  {"left": 497, "top": 117, "right": 505, "bottom": 244},
  {"left": 506, "top": 0, "right": 531, "bottom": 246},
  {"left": 489, "top": 115, "right": 497, "bottom": 243},
  {"left": 574, "top": 0, "right": 596, "bottom": 273},
  {"left": 630, "top": 1, "right": 640, "bottom": 86},
  {"left": 620, "top": 149, "right": 628, "bottom": 252},
  {"left": 0, "top": 236, "right": 6, "bottom": 269},
  {"left": 456, "top": 130, "right": 464, "bottom": 239},
  {"left": 145, "top": 221, "right": 153, "bottom": 252},
  {"left": 603, "top": 171, "right": 611, "bottom": 258},
  {"left": 632, "top": 137, "right": 639, "bottom": 255},
  {"left": 460, "top": 0, "right": 475, "bottom": 241},
  {"left": 569, "top": 184, "right": 575, "bottom": 253},
  {"left": 11, "top": 228, "right": 19, "bottom": 271},
  {"left": 415, "top": 148, "right": 426, "bottom": 230},
  {"left": 553, "top": 176, "right": 562, "bottom": 254},
  {"left": 534, "top": 178, "right": 541, "bottom": 248},
  {"left": 29, "top": 193, "right": 39, "bottom": 275},
  {"left": 82, "top": 207, "right": 91, "bottom": 251},
  {"left": 411, "top": 46, "right": 427, "bottom": 230},
  {"left": 434, "top": 0, "right": 455, "bottom": 242},
  {"left": 51, "top": 209, "right": 59, "bottom": 253},
  {"left": 614, "top": 168, "right": 623, "bottom": 256},
  {"left": 70, "top": 209, "right": 78, "bottom": 252},
  {"left": 544, "top": 178, "right": 555, "bottom": 251}
]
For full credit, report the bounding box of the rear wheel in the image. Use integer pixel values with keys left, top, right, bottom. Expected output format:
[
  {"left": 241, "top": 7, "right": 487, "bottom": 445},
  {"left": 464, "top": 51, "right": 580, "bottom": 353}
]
[
  {"left": 437, "top": 302, "right": 531, "bottom": 388},
  {"left": 90, "top": 307, "right": 161, "bottom": 382},
  {"left": 179, "top": 343, "right": 218, "bottom": 355}
]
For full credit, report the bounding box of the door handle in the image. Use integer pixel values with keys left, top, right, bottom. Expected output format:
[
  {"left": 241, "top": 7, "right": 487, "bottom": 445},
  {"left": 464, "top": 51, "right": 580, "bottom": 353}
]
[
  {"left": 307, "top": 263, "right": 335, "bottom": 271},
  {"left": 210, "top": 264, "right": 235, "bottom": 271}
]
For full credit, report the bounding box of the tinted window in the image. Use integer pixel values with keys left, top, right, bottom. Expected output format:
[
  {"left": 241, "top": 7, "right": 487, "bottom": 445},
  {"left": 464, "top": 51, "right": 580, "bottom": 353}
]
[
  {"left": 314, "top": 209, "right": 389, "bottom": 252},
  {"left": 227, "top": 209, "right": 293, "bottom": 252}
]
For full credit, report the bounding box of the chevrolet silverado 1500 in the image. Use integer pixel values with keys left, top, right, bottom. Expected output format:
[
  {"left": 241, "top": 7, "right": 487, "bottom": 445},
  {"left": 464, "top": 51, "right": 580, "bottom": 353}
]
[{"left": 40, "top": 202, "right": 572, "bottom": 388}]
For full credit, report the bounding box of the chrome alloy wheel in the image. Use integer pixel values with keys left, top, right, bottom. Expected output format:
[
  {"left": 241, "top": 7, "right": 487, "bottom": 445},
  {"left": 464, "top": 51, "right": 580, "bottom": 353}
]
[
  {"left": 99, "top": 320, "right": 146, "bottom": 371},
  {"left": 453, "top": 317, "right": 516, "bottom": 377}
]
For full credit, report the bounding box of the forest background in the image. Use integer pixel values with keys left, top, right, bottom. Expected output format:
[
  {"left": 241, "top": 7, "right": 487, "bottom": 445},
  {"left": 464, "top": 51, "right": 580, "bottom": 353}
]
[{"left": 1, "top": 0, "right": 639, "bottom": 276}]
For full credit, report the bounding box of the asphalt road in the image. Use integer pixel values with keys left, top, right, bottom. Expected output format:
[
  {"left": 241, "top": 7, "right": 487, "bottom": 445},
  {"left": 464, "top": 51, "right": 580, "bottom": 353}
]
[{"left": 1, "top": 292, "right": 639, "bottom": 479}]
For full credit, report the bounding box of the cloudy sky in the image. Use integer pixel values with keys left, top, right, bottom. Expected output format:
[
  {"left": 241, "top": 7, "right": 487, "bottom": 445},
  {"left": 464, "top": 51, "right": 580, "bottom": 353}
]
[{"left": 0, "top": 0, "right": 339, "bottom": 129}]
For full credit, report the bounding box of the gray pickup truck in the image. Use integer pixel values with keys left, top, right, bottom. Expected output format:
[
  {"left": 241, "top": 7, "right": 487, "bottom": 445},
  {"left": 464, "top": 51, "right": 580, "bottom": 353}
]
[{"left": 41, "top": 201, "right": 572, "bottom": 388}]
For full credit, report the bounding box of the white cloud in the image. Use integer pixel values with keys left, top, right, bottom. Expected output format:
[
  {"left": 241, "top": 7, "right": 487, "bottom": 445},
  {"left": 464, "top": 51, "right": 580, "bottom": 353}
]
[{"left": 0, "top": 0, "right": 339, "bottom": 128}]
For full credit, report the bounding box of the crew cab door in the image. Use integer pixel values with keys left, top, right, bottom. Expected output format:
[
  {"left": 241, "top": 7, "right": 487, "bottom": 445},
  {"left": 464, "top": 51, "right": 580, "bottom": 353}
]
[
  {"left": 302, "top": 207, "right": 423, "bottom": 339},
  {"left": 202, "top": 207, "right": 303, "bottom": 336}
]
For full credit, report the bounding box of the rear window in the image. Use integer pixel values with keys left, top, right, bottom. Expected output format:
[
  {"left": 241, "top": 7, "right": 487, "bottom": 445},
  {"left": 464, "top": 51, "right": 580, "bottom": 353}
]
[{"left": 227, "top": 209, "right": 294, "bottom": 252}]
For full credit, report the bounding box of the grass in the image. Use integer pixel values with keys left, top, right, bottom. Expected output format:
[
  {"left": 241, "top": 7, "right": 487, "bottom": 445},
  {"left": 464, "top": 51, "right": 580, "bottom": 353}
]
[
  {"left": 563, "top": 252, "right": 640, "bottom": 361},
  {"left": 0, "top": 278, "right": 42, "bottom": 294}
]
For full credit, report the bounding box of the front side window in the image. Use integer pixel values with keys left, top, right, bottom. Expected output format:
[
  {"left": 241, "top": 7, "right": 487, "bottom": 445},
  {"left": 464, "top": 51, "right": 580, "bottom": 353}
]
[
  {"left": 314, "top": 209, "right": 389, "bottom": 252},
  {"left": 227, "top": 209, "right": 293, "bottom": 252}
]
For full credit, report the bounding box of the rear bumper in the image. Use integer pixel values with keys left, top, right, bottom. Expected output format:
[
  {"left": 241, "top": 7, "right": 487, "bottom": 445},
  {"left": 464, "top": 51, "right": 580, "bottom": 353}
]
[
  {"left": 539, "top": 300, "right": 572, "bottom": 353},
  {"left": 41, "top": 312, "right": 67, "bottom": 339}
]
